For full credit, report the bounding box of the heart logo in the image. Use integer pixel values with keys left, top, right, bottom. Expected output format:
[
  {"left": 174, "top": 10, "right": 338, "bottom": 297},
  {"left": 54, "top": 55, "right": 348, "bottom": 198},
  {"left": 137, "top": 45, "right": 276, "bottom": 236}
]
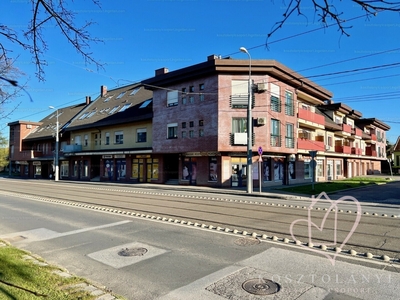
[{"left": 289, "top": 192, "right": 361, "bottom": 266}]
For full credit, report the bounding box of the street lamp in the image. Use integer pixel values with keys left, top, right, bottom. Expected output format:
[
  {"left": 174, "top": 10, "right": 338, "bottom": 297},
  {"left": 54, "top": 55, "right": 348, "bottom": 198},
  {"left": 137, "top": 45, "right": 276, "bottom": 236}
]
[
  {"left": 240, "top": 47, "right": 253, "bottom": 194},
  {"left": 49, "top": 106, "right": 59, "bottom": 181}
]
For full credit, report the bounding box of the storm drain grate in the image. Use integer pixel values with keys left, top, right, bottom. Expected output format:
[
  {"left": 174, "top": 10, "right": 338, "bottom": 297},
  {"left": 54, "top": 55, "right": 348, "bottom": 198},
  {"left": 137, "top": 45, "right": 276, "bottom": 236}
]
[
  {"left": 242, "top": 278, "right": 280, "bottom": 295},
  {"left": 118, "top": 247, "right": 148, "bottom": 257}
]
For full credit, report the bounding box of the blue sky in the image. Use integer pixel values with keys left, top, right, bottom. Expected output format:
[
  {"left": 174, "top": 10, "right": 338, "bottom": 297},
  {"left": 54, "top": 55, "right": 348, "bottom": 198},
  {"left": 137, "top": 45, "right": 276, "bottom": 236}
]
[{"left": 2, "top": 0, "right": 400, "bottom": 143}]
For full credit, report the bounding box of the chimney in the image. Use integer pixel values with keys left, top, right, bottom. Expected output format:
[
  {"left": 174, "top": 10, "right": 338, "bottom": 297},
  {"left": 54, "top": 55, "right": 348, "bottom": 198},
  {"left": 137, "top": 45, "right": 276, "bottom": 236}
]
[
  {"left": 86, "top": 96, "right": 91, "bottom": 105},
  {"left": 207, "top": 54, "right": 219, "bottom": 61},
  {"left": 100, "top": 85, "right": 107, "bottom": 97},
  {"left": 155, "top": 67, "right": 169, "bottom": 76}
]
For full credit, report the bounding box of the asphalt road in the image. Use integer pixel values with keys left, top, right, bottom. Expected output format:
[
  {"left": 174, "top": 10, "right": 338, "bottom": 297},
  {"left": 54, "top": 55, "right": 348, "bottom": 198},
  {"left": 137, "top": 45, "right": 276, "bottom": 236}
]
[
  {"left": 0, "top": 178, "right": 399, "bottom": 259},
  {"left": 0, "top": 186, "right": 399, "bottom": 299}
]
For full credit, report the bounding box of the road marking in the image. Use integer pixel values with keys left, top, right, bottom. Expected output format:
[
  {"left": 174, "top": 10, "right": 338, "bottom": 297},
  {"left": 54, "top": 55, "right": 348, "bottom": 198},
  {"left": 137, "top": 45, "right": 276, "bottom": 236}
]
[{"left": 0, "top": 220, "right": 131, "bottom": 245}]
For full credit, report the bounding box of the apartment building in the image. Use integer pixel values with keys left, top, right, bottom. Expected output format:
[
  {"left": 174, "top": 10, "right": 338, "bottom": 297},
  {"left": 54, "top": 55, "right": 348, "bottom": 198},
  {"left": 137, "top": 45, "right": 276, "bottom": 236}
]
[
  {"left": 8, "top": 83, "right": 154, "bottom": 182},
  {"left": 8, "top": 56, "right": 390, "bottom": 188}
]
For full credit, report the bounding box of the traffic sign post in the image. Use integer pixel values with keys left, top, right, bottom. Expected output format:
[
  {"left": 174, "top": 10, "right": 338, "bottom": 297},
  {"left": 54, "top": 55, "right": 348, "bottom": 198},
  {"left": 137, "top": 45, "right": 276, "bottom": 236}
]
[
  {"left": 309, "top": 151, "right": 318, "bottom": 191},
  {"left": 258, "top": 146, "right": 263, "bottom": 193}
]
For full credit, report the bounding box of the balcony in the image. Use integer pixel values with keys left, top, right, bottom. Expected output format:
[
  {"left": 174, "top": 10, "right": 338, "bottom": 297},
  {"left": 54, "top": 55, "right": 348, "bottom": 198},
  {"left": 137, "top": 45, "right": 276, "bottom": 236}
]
[
  {"left": 17, "top": 150, "right": 43, "bottom": 159},
  {"left": 366, "top": 147, "right": 377, "bottom": 157},
  {"left": 335, "top": 123, "right": 352, "bottom": 136},
  {"left": 63, "top": 144, "right": 82, "bottom": 153},
  {"left": 351, "top": 147, "right": 362, "bottom": 155},
  {"left": 335, "top": 145, "right": 352, "bottom": 154},
  {"left": 298, "top": 108, "right": 325, "bottom": 128},
  {"left": 351, "top": 128, "right": 363, "bottom": 138},
  {"left": 297, "top": 139, "right": 325, "bottom": 151}
]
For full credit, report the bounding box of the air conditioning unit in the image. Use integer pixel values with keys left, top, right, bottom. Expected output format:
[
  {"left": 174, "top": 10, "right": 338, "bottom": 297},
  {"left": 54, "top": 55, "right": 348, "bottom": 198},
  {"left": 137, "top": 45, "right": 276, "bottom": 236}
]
[
  {"left": 257, "top": 83, "right": 267, "bottom": 92},
  {"left": 257, "top": 117, "right": 267, "bottom": 126}
]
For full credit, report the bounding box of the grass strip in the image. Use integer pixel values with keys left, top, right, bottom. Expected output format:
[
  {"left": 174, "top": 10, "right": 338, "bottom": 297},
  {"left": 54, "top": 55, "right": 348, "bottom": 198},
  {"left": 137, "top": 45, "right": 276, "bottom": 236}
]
[{"left": 277, "top": 176, "right": 392, "bottom": 195}]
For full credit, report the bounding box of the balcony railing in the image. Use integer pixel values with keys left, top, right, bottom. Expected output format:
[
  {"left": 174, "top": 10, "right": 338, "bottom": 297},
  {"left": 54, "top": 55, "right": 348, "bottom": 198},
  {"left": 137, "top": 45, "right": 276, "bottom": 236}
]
[
  {"left": 351, "top": 128, "right": 363, "bottom": 137},
  {"left": 17, "top": 150, "right": 43, "bottom": 159},
  {"left": 342, "top": 124, "right": 352, "bottom": 134},
  {"left": 298, "top": 108, "right": 325, "bottom": 126},
  {"left": 297, "top": 139, "right": 325, "bottom": 151},
  {"left": 270, "top": 134, "right": 281, "bottom": 147},
  {"left": 63, "top": 144, "right": 82, "bottom": 153},
  {"left": 335, "top": 145, "right": 352, "bottom": 154},
  {"left": 351, "top": 147, "right": 362, "bottom": 155},
  {"left": 366, "top": 147, "right": 377, "bottom": 156}
]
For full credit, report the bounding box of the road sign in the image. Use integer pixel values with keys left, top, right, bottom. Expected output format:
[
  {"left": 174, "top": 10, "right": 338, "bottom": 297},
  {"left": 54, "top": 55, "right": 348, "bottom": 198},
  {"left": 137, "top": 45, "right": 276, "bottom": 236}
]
[
  {"left": 258, "top": 146, "right": 263, "bottom": 156},
  {"left": 309, "top": 150, "right": 317, "bottom": 158}
]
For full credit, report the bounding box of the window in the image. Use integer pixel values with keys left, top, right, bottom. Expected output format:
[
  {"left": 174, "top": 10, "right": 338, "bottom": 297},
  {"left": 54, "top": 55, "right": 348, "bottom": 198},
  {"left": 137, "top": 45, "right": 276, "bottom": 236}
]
[
  {"left": 189, "top": 86, "right": 194, "bottom": 92},
  {"left": 182, "top": 96, "right": 187, "bottom": 104},
  {"left": 304, "top": 160, "right": 311, "bottom": 179},
  {"left": 167, "top": 123, "right": 178, "bottom": 139},
  {"left": 61, "top": 161, "right": 69, "bottom": 177},
  {"left": 199, "top": 83, "right": 204, "bottom": 90},
  {"left": 105, "top": 132, "right": 110, "bottom": 145},
  {"left": 285, "top": 91, "right": 294, "bottom": 116},
  {"left": 271, "top": 119, "right": 281, "bottom": 147},
  {"left": 137, "top": 128, "right": 147, "bottom": 143},
  {"left": 182, "top": 122, "right": 187, "bottom": 128},
  {"left": 199, "top": 120, "right": 204, "bottom": 126},
  {"left": 104, "top": 96, "right": 112, "bottom": 102},
  {"left": 115, "top": 131, "right": 123, "bottom": 144},
  {"left": 119, "top": 103, "right": 131, "bottom": 112},
  {"left": 336, "top": 160, "right": 342, "bottom": 176},
  {"left": 232, "top": 117, "right": 247, "bottom": 133},
  {"left": 199, "top": 129, "right": 204, "bottom": 137},
  {"left": 231, "top": 80, "right": 249, "bottom": 108},
  {"left": 139, "top": 99, "right": 152, "bottom": 108},
  {"left": 199, "top": 94, "right": 204, "bottom": 102},
  {"left": 94, "top": 133, "right": 101, "bottom": 146},
  {"left": 84, "top": 134, "right": 88, "bottom": 146},
  {"left": 147, "top": 158, "right": 159, "bottom": 180},
  {"left": 317, "top": 159, "right": 324, "bottom": 177},
  {"left": 189, "top": 130, "right": 194, "bottom": 138},
  {"left": 74, "top": 136, "right": 81, "bottom": 145},
  {"left": 130, "top": 87, "right": 140, "bottom": 95},
  {"left": 270, "top": 83, "right": 281, "bottom": 112},
  {"left": 109, "top": 106, "right": 120, "bottom": 114},
  {"left": 285, "top": 123, "right": 294, "bottom": 148},
  {"left": 189, "top": 121, "right": 194, "bottom": 127},
  {"left": 86, "top": 110, "right": 96, "bottom": 118},
  {"left": 189, "top": 96, "right": 194, "bottom": 103},
  {"left": 328, "top": 136, "right": 333, "bottom": 147},
  {"left": 116, "top": 92, "right": 126, "bottom": 99},
  {"left": 79, "top": 112, "right": 89, "bottom": 120},
  {"left": 182, "top": 87, "right": 187, "bottom": 93},
  {"left": 182, "top": 131, "right": 187, "bottom": 138},
  {"left": 167, "top": 90, "right": 179, "bottom": 107}
]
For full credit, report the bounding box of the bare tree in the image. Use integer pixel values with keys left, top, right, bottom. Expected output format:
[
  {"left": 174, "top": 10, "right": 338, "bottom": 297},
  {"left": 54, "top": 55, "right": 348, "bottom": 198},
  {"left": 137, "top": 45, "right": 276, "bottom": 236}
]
[
  {"left": 0, "top": 58, "right": 25, "bottom": 120},
  {"left": 268, "top": 0, "right": 400, "bottom": 41},
  {"left": 0, "top": 0, "right": 103, "bottom": 82}
]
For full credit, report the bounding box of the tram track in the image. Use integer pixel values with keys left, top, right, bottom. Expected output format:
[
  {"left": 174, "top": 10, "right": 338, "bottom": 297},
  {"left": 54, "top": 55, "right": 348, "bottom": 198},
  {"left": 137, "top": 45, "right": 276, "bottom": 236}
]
[{"left": 0, "top": 179, "right": 399, "bottom": 261}]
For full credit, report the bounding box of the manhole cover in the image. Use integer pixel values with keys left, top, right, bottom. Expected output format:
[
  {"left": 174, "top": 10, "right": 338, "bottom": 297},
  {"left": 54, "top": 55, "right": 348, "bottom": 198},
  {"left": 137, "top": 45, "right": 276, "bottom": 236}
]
[
  {"left": 242, "top": 278, "right": 280, "bottom": 295},
  {"left": 118, "top": 247, "right": 148, "bottom": 257},
  {"left": 234, "top": 237, "right": 260, "bottom": 246}
]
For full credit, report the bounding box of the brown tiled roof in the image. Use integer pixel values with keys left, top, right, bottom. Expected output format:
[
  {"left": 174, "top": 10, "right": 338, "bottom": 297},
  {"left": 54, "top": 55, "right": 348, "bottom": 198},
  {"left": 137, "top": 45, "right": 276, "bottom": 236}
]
[
  {"left": 23, "top": 103, "right": 88, "bottom": 141},
  {"left": 64, "top": 83, "right": 153, "bottom": 132},
  {"left": 393, "top": 136, "right": 400, "bottom": 151}
]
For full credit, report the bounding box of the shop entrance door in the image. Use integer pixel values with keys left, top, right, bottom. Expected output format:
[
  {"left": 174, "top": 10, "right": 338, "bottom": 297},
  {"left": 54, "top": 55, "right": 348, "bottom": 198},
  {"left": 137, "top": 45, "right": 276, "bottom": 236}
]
[{"left": 231, "top": 157, "right": 247, "bottom": 187}]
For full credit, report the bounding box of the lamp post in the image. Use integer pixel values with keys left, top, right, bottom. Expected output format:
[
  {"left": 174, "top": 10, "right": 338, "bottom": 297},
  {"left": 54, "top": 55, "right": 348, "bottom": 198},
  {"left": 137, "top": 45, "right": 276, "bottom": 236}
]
[
  {"left": 240, "top": 47, "right": 253, "bottom": 194},
  {"left": 49, "top": 106, "right": 59, "bottom": 181}
]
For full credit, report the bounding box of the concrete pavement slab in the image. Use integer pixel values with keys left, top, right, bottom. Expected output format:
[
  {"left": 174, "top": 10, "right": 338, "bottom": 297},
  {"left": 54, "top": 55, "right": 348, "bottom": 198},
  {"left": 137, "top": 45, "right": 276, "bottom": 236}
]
[{"left": 160, "top": 247, "right": 399, "bottom": 300}]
